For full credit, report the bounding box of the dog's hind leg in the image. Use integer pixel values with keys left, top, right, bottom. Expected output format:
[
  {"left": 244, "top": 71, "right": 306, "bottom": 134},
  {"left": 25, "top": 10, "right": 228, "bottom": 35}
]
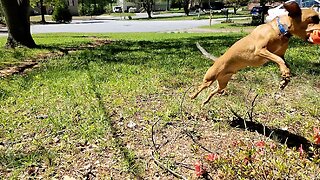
[
  {"left": 190, "top": 80, "right": 214, "bottom": 99},
  {"left": 202, "top": 73, "right": 233, "bottom": 106}
]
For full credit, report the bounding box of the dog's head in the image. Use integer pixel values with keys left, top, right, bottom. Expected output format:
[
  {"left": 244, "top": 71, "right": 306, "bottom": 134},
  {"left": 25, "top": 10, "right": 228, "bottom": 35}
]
[{"left": 283, "top": 1, "right": 320, "bottom": 42}]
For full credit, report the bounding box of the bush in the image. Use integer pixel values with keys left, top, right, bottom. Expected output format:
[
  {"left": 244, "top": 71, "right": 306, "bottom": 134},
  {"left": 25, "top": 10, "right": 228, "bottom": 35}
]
[
  {"left": 0, "top": 4, "right": 5, "bottom": 25},
  {"left": 52, "top": 0, "right": 72, "bottom": 23},
  {"left": 79, "top": 4, "right": 106, "bottom": 16}
]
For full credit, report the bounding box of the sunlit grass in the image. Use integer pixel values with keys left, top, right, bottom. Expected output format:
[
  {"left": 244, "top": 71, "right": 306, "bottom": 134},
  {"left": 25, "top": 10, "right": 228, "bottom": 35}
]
[{"left": 0, "top": 32, "right": 319, "bottom": 179}]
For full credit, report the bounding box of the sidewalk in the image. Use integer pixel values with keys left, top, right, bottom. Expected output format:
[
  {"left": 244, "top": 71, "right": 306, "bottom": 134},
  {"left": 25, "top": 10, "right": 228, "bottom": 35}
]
[
  {"left": 0, "top": 24, "right": 7, "bottom": 33},
  {"left": 94, "top": 12, "right": 186, "bottom": 20}
]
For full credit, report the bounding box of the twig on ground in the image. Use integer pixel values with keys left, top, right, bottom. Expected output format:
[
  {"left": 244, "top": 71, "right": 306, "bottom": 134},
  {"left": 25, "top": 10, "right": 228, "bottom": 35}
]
[
  {"left": 150, "top": 118, "right": 187, "bottom": 179},
  {"left": 247, "top": 94, "right": 258, "bottom": 121},
  {"left": 151, "top": 118, "right": 161, "bottom": 150},
  {"left": 184, "top": 130, "right": 213, "bottom": 153},
  {"left": 230, "top": 108, "right": 247, "bottom": 130},
  {"left": 151, "top": 151, "right": 188, "bottom": 180},
  {"left": 175, "top": 162, "right": 194, "bottom": 170}
]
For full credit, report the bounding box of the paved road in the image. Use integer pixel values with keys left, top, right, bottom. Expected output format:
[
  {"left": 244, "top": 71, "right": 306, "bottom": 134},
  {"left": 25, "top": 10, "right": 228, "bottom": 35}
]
[
  {"left": 29, "top": 19, "right": 211, "bottom": 34},
  {"left": 0, "top": 13, "right": 248, "bottom": 35},
  {"left": 0, "top": 12, "right": 248, "bottom": 35}
]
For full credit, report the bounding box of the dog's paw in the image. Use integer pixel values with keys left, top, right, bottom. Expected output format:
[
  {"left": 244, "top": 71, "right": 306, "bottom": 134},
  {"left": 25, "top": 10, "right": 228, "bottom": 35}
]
[
  {"left": 281, "top": 70, "right": 291, "bottom": 79},
  {"left": 280, "top": 78, "right": 290, "bottom": 90},
  {"left": 189, "top": 94, "right": 196, "bottom": 99},
  {"left": 201, "top": 100, "right": 210, "bottom": 107},
  {"left": 218, "top": 89, "right": 227, "bottom": 96}
]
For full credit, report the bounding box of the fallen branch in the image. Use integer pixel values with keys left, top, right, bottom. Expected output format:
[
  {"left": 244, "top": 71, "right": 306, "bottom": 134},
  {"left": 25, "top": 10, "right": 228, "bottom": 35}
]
[
  {"left": 150, "top": 119, "right": 187, "bottom": 179},
  {"left": 184, "top": 130, "right": 213, "bottom": 153},
  {"left": 151, "top": 151, "right": 187, "bottom": 180},
  {"left": 151, "top": 118, "right": 161, "bottom": 150}
]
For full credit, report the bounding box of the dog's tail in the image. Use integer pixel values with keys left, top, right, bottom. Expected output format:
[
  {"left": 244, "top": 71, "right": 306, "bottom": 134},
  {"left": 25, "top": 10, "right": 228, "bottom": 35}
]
[{"left": 196, "top": 42, "right": 217, "bottom": 61}]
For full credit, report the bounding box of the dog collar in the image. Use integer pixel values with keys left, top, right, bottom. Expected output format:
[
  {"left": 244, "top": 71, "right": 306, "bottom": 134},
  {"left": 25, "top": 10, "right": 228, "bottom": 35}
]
[{"left": 276, "top": 17, "right": 292, "bottom": 38}]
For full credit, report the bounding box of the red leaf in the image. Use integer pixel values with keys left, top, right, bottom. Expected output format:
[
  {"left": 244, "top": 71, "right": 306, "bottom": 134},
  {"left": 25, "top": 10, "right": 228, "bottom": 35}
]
[
  {"left": 255, "top": 141, "right": 265, "bottom": 147},
  {"left": 194, "top": 161, "right": 206, "bottom": 177},
  {"left": 206, "top": 153, "right": 219, "bottom": 161},
  {"left": 313, "top": 128, "right": 320, "bottom": 145},
  {"left": 299, "top": 144, "right": 304, "bottom": 159},
  {"left": 269, "top": 143, "right": 277, "bottom": 149}
]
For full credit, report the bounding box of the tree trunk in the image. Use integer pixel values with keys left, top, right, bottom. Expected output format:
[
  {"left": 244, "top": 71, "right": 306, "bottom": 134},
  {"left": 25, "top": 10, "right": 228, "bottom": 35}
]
[
  {"left": 147, "top": 9, "right": 152, "bottom": 19},
  {"left": 183, "top": 0, "right": 190, "bottom": 16},
  {"left": 143, "top": 1, "right": 152, "bottom": 19},
  {"left": 260, "top": 0, "right": 265, "bottom": 24},
  {"left": 0, "top": 0, "right": 37, "bottom": 48},
  {"left": 93, "top": 0, "right": 97, "bottom": 15},
  {"left": 40, "top": 0, "right": 46, "bottom": 24}
]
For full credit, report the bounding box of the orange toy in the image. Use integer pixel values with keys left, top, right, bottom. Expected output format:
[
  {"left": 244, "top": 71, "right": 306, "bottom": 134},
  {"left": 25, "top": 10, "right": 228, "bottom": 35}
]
[{"left": 309, "top": 30, "right": 320, "bottom": 44}]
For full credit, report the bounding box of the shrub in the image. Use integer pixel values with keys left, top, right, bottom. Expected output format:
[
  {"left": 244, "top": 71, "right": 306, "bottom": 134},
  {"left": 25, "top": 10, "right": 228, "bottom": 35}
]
[
  {"left": 52, "top": 0, "right": 72, "bottom": 23},
  {"left": 79, "top": 4, "right": 106, "bottom": 16},
  {"left": 0, "top": 4, "right": 5, "bottom": 25}
]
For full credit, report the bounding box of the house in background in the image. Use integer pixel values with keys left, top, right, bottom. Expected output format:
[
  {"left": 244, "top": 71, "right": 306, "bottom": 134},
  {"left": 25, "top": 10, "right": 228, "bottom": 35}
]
[
  {"left": 66, "top": 0, "right": 79, "bottom": 15},
  {"left": 248, "top": 0, "right": 320, "bottom": 10},
  {"left": 114, "top": 0, "right": 172, "bottom": 12},
  {"left": 31, "top": 0, "right": 79, "bottom": 16},
  {"left": 31, "top": 0, "right": 175, "bottom": 16}
]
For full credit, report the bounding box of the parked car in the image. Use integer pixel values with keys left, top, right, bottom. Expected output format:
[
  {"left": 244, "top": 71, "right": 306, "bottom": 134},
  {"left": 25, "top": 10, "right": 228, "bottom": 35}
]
[
  {"left": 251, "top": 6, "right": 270, "bottom": 16},
  {"left": 250, "top": 6, "right": 270, "bottom": 24},
  {"left": 113, "top": 6, "right": 122, "bottom": 13},
  {"left": 250, "top": 6, "right": 264, "bottom": 17},
  {"left": 266, "top": 0, "right": 320, "bottom": 22},
  {"left": 128, "top": 7, "right": 137, "bottom": 13}
]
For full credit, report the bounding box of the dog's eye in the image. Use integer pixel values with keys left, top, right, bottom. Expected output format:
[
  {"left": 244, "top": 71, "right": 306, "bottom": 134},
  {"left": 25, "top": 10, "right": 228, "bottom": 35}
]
[{"left": 310, "top": 16, "right": 320, "bottom": 24}]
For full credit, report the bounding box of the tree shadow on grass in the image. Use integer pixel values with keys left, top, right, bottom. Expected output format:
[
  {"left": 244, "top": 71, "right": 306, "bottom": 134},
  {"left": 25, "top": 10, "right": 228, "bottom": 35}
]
[
  {"left": 4, "top": 33, "right": 319, "bottom": 99},
  {"left": 83, "top": 59, "right": 143, "bottom": 178},
  {"left": 229, "top": 114, "right": 319, "bottom": 159}
]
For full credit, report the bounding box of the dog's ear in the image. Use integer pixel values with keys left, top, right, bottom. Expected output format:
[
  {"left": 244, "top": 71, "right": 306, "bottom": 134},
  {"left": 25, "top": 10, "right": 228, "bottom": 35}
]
[{"left": 284, "top": 1, "right": 302, "bottom": 17}]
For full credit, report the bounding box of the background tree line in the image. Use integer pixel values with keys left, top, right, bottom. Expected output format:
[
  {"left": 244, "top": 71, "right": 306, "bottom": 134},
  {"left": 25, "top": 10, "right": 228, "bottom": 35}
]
[{"left": 0, "top": 0, "right": 272, "bottom": 48}]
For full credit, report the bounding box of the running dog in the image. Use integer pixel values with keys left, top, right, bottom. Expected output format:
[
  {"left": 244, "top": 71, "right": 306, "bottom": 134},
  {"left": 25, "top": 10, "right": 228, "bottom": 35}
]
[{"left": 190, "top": 1, "right": 320, "bottom": 106}]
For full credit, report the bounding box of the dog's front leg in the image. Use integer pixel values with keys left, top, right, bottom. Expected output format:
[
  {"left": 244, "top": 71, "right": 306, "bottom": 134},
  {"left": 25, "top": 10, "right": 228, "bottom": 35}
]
[{"left": 257, "top": 48, "right": 291, "bottom": 89}]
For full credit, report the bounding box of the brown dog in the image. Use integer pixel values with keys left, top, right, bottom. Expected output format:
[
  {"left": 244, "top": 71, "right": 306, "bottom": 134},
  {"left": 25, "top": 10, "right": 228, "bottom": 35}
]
[{"left": 191, "top": 1, "right": 320, "bottom": 106}]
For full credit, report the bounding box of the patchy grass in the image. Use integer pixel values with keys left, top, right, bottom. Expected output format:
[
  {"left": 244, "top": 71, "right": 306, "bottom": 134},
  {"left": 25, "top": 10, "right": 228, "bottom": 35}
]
[
  {"left": 0, "top": 33, "right": 106, "bottom": 69},
  {"left": 30, "top": 15, "right": 53, "bottom": 23},
  {"left": 0, "top": 32, "right": 319, "bottom": 179}
]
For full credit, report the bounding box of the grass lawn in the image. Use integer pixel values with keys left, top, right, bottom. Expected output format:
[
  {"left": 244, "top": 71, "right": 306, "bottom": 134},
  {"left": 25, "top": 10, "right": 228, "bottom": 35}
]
[
  {"left": 30, "top": 15, "right": 105, "bottom": 23},
  {"left": 30, "top": 10, "right": 250, "bottom": 22},
  {"left": 136, "top": 13, "right": 250, "bottom": 21},
  {"left": 0, "top": 32, "right": 319, "bottom": 179},
  {"left": 200, "top": 17, "right": 255, "bottom": 32}
]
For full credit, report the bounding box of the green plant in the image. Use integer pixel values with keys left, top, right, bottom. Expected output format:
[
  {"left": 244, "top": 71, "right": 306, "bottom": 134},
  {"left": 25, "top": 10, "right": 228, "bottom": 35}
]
[
  {"left": 0, "top": 3, "right": 5, "bottom": 24},
  {"left": 78, "top": 1, "right": 107, "bottom": 16},
  {"left": 0, "top": 32, "right": 319, "bottom": 179},
  {"left": 52, "top": 0, "right": 72, "bottom": 23}
]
